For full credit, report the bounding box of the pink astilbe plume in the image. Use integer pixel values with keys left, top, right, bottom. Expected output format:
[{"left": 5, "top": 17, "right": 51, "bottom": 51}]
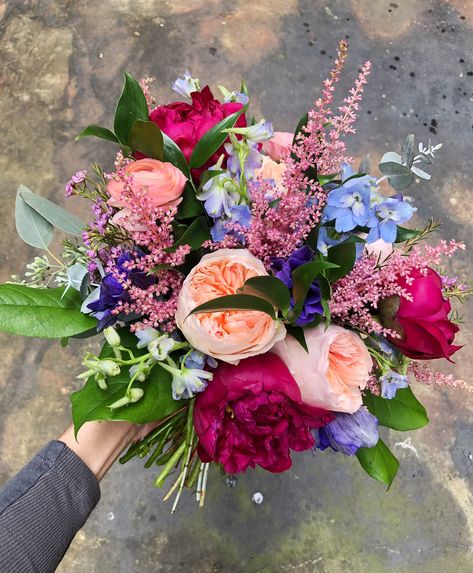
[
  {"left": 330, "top": 241, "right": 465, "bottom": 336},
  {"left": 99, "top": 169, "right": 190, "bottom": 331},
  {"left": 284, "top": 40, "right": 371, "bottom": 181},
  {"left": 206, "top": 179, "right": 323, "bottom": 267},
  {"left": 408, "top": 362, "right": 473, "bottom": 393}
]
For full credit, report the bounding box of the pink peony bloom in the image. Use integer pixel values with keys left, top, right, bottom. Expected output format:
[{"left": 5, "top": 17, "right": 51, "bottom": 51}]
[
  {"left": 262, "top": 131, "right": 293, "bottom": 162},
  {"left": 149, "top": 86, "right": 246, "bottom": 180},
  {"left": 194, "top": 353, "right": 334, "bottom": 473},
  {"left": 272, "top": 324, "right": 372, "bottom": 414},
  {"left": 175, "top": 249, "right": 286, "bottom": 363},
  {"left": 107, "top": 158, "right": 187, "bottom": 210}
]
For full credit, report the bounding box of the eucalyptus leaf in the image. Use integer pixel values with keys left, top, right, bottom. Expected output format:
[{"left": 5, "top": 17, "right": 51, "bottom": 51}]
[
  {"left": 75, "top": 125, "right": 119, "bottom": 143},
  {"left": 189, "top": 294, "right": 276, "bottom": 320},
  {"left": 164, "top": 216, "right": 210, "bottom": 253},
  {"left": 0, "top": 284, "right": 97, "bottom": 338},
  {"left": 363, "top": 387, "right": 429, "bottom": 431},
  {"left": 356, "top": 439, "right": 399, "bottom": 488},
  {"left": 189, "top": 108, "right": 246, "bottom": 169},
  {"left": 401, "top": 134, "right": 415, "bottom": 168},
  {"left": 239, "top": 276, "right": 291, "bottom": 316},
  {"left": 18, "top": 185, "right": 84, "bottom": 235},
  {"left": 65, "top": 264, "right": 89, "bottom": 293},
  {"left": 358, "top": 155, "right": 371, "bottom": 175},
  {"left": 128, "top": 120, "right": 164, "bottom": 160},
  {"left": 15, "top": 189, "right": 54, "bottom": 249},
  {"left": 114, "top": 72, "right": 149, "bottom": 145}
]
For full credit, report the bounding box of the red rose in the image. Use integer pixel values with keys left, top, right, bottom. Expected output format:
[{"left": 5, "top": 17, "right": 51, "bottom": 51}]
[
  {"left": 194, "top": 354, "right": 333, "bottom": 474},
  {"left": 386, "top": 268, "right": 461, "bottom": 361},
  {"left": 149, "top": 86, "right": 246, "bottom": 180}
]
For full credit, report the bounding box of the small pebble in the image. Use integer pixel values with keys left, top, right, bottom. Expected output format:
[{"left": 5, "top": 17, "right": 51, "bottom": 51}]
[
  {"left": 226, "top": 475, "right": 237, "bottom": 487},
  {"left": 106, "top": 512, "right": 115, "bottom": 521},
  {"left": 252, "top": 492, "right": 263, "bottom": 505}
]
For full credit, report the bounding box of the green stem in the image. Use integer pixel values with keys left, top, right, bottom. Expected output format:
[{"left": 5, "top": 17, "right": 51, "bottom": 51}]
[{"left": 154, "top": 441, "right": 186, "bottom": 488}]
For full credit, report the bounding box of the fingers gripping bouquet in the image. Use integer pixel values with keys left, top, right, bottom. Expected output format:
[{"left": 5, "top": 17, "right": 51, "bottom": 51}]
[{"left": 2, "top": 41, "right": 471, "bottom": 509}]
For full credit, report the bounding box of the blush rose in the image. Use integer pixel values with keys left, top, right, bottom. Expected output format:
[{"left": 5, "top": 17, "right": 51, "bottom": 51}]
[{"left": 272, "top": 324, "right": 372, "bottom": 414}]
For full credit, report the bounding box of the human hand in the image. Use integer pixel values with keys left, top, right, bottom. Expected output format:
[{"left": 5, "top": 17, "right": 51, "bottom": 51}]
[{"left": 59, "top": 420, "right": 158, "bottom": 481}]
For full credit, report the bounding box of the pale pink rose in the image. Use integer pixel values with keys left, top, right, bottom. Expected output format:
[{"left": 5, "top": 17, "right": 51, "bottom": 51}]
[
  {"left": 107, "top": 158, "right": 187, "bottom": 210},
  {"left": 176, "top": 249, "right": 286, "bottom": 364},
  {"left": 272, "top": 324, "right": 372, "bottom": 413},
  {"left": 364, "top": 239, "right": 394, "bottom": 264},
  {"left": 262, "top": 131, "right": 293, "bottom": 162},
  {"left": 254, "top": 156, "right": 287, "bottom": 190}
]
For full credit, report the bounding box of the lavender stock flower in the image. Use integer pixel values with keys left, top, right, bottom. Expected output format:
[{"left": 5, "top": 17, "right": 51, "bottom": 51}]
[{"left": 316, "top": 407, "right": 379, "bottom": 456}]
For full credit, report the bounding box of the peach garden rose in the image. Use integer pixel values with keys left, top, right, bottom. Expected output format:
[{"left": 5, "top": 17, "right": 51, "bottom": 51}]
[
  {"left": 107, "top": 157, "right": 187, "bottom": 210},
  {"left": 272, "top": 324, "right": 372, "bottom": 414},
  {"left": 176, "top": 249, "right": 286, "bottom": 363}
]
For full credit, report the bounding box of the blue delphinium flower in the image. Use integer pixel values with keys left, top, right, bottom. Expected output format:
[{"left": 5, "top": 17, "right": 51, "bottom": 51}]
[
  {"left": 198, "top": 169, "right": 239, "bottom": 218},
  {"left": 366, "top": 195, "right": 416, "bottom": 244},
  {"left": 171, "top": 70, "right": 200, "bottom": 98},
  {"left": 316, "top": 407, "right": 379, "bottom": 456},
  {"left": 316, "top": 226, "right": 364, "bottom": 258},
  {"left": 210, "top": 204, "right": 251, "bottom": 242},
  {"left": 270, "top": 246, "right": 323, "bottom": 326},
  {"left": 182, "top": 349, "right": 218, "bottom": 370},
  {"left": 160, "top": 362, "right": 213, "bottom": 400},
  {"left": 225, "top": 141, "right": 262, "bottom": 179},
  {"left": 86, "top": 251, "right": 153, "bottom": 330},
  {"left": 380, "top": 371, "right": 409, "bottom": 399},
  {"left": 323, "top": 164, "right": 374, "bottom": 232}
]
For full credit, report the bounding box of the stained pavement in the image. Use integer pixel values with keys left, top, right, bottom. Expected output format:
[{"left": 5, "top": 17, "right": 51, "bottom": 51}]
[{"left": 0, "top": 1, "right": 472, "bottom": 571}]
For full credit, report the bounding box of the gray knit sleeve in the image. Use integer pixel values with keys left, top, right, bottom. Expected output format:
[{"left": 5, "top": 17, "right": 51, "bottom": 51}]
[{"left": 0, "top": 440, "right": 101, "bottom": 572}]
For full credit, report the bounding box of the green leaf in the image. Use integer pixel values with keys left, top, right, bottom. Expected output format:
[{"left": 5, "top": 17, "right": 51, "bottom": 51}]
[
  {"left": 395, "top": 226, "right": 421, "bottom": 243},
  {"left": 114, "top": 72, "right": 149, "bottom": 145},
  {"left": 15, "top": 188, "right": 54, "bottom": 249},
  {"left": 356, "top": 439, "right": 399, "bottom": 488},
  {"left": 75, "top": 125, "right": 119, "bottom": 143},
  {"left": 326, "top": 239, "right": 361, "bottom": 282},
  {"left": 0, "top": 285, "right": 97, "bottom": 338},
  {"left": 163, "top": 133, "right": 190, "bottom": 177},
  {"left": 363, "top": 387, "right": 429, "bottom": 431},
  {"left": 128, "top": 120, "right": 164, "bottom": 160},
  {"left": 239, "top": 276, "right": 291, "bottom": 316},
  {"left": 293, "top": 112, "right": 308, "bottom": 144},
  {"left": 176, "top": 184, "right": 204, "bottom": 219},
  {"left": 18, "top": 185, "right": 84, "bottom": 236},
  {"left": 286, "top": 324, "right": 308, "bottom": 352},
  {"left": 189, "top": 294, "right": 276, "bottom": 320},
  {"left": 164, "top": 216, "right": 210, "bottom": 253},
  {"left": 197, "top": 169, "right": 226, "bottom": 192},
  {"left": 189, "top": 108, "right": 246, "bottom": 169},
  {"left": 318, "top": 173, "right": 338, "bottom": 186},
  {"left": 71, "top": 341, "right": 180, "bottom": 435},
  {"left": 291, "top": 260, "right": 339, "bottom": 318}
]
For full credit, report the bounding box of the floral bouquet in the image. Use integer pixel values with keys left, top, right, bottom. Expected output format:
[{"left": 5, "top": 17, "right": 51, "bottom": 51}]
[{"left": 1, "top": 41, "right": 470, "bottom": 510}]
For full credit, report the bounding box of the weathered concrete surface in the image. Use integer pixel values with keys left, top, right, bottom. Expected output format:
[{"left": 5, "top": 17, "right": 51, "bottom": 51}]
[{"left": 0, "top": 1, "right": 472, "bottom": 571}]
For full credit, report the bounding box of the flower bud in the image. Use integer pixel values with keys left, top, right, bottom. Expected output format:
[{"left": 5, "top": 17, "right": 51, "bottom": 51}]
[
  {"left": 95, "top": 374, "right": 108, "bottom": 391},
  {"left": 129, "top": 388, "right": 144, "bottom": 403},
  {"left": 98, "top": 359, "right": 121, "bottom": 377},
  {"left": 108, "top": 395, "right": 130, "bottom": 410},
  {"left": 104, "top": 327, "right": 121, "bottom": 348}
]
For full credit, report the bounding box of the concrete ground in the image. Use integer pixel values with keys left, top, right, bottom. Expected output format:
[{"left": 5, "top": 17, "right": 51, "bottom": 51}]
[{"left": 0, "top": 0, "right": 472, "bottom": 571}]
